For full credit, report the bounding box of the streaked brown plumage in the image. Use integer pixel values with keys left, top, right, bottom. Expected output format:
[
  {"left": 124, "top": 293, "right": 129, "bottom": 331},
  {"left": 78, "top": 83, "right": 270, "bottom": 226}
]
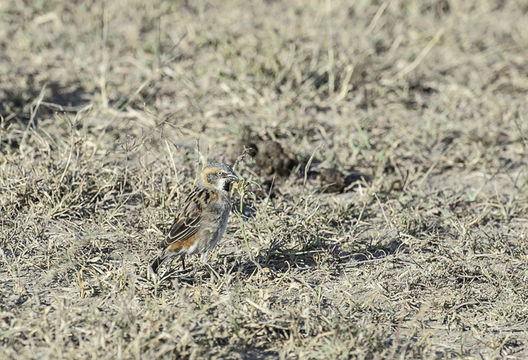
[{"left": 149, "top": 163, "right": 238, "bottom": 274}]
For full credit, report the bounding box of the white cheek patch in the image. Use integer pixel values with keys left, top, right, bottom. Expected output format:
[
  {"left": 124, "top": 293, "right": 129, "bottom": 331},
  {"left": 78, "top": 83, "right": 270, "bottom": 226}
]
[{"left": 217, "top": 178, "right": 229, "bottom": 191}]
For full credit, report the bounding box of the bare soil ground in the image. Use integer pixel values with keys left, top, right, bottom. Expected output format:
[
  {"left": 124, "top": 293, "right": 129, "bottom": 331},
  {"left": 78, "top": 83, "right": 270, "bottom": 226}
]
[{"left": 1, "top": 0, "right": 528, "bottom": 359}]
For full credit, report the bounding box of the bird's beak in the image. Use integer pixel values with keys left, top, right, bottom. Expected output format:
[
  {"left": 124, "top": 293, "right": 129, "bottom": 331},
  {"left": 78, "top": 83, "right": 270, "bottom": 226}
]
[{"left": 228, "top": 173, "right": 239, "bottom": 182}]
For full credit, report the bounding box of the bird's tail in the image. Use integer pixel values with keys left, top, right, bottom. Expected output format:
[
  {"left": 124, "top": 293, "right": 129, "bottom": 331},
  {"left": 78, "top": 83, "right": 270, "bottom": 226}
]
[{"left": 149, "top": 251, "right": 168, "bottom": 274}]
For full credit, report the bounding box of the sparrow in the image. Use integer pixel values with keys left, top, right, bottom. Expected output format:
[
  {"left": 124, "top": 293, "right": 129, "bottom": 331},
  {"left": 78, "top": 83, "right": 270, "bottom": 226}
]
[{"left": 149, "top": 162, "right": 239, "bottom": 274}]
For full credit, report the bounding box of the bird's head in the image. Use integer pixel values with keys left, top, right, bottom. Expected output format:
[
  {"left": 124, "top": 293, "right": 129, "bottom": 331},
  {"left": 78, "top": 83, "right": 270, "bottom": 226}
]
[{"left": 200, "top": 162, "right": 239, "bottom": 192}]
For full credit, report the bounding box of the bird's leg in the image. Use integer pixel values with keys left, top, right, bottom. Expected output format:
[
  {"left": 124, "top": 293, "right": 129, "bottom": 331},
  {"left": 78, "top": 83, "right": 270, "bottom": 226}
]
[{"left": 181, "top": 254, "right": 186, "bottom": 271}]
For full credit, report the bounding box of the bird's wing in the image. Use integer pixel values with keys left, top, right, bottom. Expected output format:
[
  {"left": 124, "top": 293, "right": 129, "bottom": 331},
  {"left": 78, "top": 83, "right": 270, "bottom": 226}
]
[{"left": 159, "top": 187, "right": 217, "bottom": 249}]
